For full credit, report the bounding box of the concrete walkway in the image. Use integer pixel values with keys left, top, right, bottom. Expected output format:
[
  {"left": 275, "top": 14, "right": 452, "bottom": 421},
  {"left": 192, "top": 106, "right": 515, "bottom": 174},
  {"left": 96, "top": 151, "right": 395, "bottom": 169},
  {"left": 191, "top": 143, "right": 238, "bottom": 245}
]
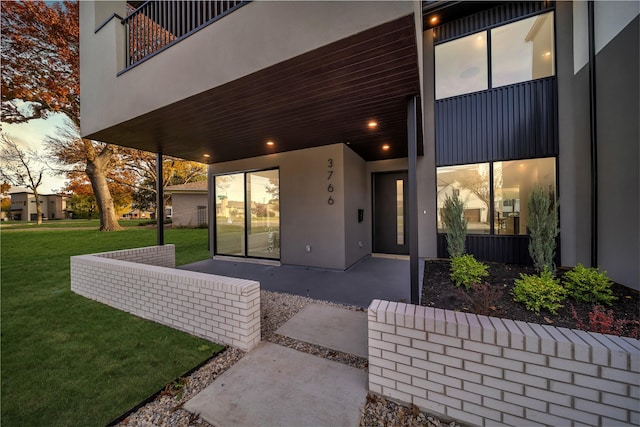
[
  {"left": 186, "top": 305, "right": 369, "bottom": 426},
  {"left": 276, "top": 304, "right": 368, "bottom": 358},
  {"left": 181, "top": 255, "right": 424, "bottom": 307}
]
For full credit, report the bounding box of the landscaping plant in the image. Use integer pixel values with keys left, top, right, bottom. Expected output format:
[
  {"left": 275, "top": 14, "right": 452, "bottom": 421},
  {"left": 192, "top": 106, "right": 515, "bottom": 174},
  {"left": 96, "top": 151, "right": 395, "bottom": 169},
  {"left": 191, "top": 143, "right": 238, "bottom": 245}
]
[
  {"left": 442, "top": 193, "right": 467, "bottom": 258},
  {"left": 512, "top": 268, "right": 567, "bottom": 314},
  {"left": 450, "top": 254, "right": 489, "bottom": 289},
  {"left": 456, "top": 282, "right": 504, "bottom": 316},
  {"left": 563, "top": 264, "right": 616, "bottom": 306},
  {"left": 571, "top": 304, "right": 640, "bottom": 338},
  {"left": 527, "top": 186, "right": 558, "bottom": 272}
]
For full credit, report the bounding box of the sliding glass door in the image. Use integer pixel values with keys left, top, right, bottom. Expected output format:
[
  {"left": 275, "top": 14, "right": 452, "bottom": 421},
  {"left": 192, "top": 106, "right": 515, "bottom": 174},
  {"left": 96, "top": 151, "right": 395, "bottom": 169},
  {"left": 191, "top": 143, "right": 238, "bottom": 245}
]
[{"left": 215, "top": 169, "right": 280, "bottom": 259}]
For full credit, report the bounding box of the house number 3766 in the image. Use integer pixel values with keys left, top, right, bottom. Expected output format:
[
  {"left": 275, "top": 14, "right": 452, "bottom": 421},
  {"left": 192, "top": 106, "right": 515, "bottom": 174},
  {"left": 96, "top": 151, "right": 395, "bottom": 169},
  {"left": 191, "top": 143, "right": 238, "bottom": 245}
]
[{"left": 327, "top": 158, "right": 335, "bottom": 205}]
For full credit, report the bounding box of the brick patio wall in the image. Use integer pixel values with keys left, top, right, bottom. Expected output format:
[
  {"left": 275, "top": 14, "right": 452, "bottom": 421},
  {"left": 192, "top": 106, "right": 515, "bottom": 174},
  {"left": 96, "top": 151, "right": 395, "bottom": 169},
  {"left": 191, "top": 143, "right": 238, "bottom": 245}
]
[
  {"left": 368, "top": 299, "right": 640, "bottom": 427},
  {"left": 70, "top": 245, "right": 261, "bottom": 351}
]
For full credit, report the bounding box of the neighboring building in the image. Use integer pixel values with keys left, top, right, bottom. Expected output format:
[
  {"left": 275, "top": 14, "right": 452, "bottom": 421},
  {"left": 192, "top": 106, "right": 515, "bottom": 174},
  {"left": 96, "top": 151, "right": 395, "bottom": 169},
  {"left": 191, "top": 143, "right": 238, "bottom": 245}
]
[
  {"left": 10, "top": 192, "right": 69, "bottom": 221},
  {"left": 121, "top": 209, "right": 155, "bottom": 220},
  {"left": 164, "top": 181, "right": 208, "bottom": 227},
  {"left": 79, "top": 1, "right": 639, "bottom": 289}
]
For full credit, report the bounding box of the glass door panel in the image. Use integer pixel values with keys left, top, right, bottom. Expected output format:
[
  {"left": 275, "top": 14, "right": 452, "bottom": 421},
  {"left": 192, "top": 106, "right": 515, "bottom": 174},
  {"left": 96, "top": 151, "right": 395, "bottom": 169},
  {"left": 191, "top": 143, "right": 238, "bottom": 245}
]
[
  {"left": 247, "top": 170, "right": 280, "bottom": 259},
  {"left": 215, "top": 173, "right": 245, "bottom": 255}
]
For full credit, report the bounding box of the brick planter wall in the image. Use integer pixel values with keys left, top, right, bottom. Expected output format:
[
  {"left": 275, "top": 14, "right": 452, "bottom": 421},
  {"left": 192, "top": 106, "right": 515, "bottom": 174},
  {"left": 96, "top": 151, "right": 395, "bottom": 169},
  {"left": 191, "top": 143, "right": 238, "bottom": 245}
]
[
  {"left": 70, "top": 245, "right": 260, "bottom": 351},
  {"left": 368, "top": 299, "right": 640, "bottom": 427}
]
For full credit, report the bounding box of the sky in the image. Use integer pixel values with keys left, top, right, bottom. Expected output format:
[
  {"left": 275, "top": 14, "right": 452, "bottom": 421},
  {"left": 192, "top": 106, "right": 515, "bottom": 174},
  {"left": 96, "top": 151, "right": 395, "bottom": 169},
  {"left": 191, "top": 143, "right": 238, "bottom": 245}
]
[{"left": 2, "top": 112, "right": 71, "bottom": 194}]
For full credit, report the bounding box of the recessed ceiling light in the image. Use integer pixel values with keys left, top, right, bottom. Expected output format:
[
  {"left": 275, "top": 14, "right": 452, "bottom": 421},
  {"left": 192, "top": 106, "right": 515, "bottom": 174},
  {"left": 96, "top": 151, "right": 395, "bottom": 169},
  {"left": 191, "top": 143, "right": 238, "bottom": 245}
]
[
  {"left": 382, "top": 144, "right": 390, "bottom": 151},
  {"left": 368, "top": 121, "right": 378, "bottom": 129},
  {"left": 266, "top": 140, "right": 275, "bottom": 146},
  {"left": 203, "top": 154, "right": 211, "bottom": 158},
  {"left": 430, "top": 16, "right": 438, "bottom": 24}
]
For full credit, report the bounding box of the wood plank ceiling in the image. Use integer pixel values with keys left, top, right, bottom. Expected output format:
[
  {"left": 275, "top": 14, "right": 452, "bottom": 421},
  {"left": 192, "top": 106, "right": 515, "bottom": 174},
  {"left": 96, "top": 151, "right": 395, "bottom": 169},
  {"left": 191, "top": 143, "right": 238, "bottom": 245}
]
[{"left": 87, "top": 15, "right": 422, "bottom": 164}]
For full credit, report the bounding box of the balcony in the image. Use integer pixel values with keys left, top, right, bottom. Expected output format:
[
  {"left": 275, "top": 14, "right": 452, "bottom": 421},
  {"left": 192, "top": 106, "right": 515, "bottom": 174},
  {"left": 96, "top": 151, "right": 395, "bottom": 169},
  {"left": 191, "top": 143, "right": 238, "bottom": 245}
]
[
  {"left": 80, "top": 1, "right": 422, "bottom": 163},
  {"left": 121, "top": 1, "right": 248, "bottom": 72}
]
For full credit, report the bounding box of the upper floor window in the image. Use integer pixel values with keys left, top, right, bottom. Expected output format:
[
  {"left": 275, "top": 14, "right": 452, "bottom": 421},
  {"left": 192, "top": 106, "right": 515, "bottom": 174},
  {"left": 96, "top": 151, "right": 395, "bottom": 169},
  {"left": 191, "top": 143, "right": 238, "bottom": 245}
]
[
  {"left": 435, "top": 33, "right": 488, "bottom": 99},
  {"left": 435, "top": 11, "right": 555, "bottom": 100},
  {"left": 491, "top": 12, "right": 555, "bottom": 88}
]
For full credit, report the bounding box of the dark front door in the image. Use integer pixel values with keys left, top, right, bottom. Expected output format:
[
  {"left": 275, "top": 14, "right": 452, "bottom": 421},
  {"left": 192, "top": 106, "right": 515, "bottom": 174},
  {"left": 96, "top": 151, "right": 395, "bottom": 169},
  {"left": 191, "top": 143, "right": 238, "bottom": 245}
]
[{"left": 372, "top": 171, "right": 408, "bottom": 255}]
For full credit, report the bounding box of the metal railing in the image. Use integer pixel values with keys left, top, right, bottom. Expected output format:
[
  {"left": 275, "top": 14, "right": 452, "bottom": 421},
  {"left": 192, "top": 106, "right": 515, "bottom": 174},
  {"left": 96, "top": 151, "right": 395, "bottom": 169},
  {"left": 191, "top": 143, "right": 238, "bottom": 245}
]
[{"left": 121, "top": 0, "right": 248, "bottom": 72}]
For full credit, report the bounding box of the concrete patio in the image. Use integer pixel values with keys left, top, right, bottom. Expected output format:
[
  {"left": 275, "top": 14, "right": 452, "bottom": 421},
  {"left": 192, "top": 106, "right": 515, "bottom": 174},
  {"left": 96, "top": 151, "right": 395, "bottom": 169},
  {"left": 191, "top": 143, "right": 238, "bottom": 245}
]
[{"left": 180, "top": 254, "right": 424, "bottom": 308}]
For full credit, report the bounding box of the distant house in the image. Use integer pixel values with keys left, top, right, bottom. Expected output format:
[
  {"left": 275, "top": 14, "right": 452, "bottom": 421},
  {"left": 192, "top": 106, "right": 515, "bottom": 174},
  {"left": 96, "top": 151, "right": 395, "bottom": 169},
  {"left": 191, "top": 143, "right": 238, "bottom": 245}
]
[
  {"left": 10, "top": 192, "right": 69, "bottom": 221},
  {"left": 164, "top": 181, "right": 208, "bottom": 227},
  {"left": 121, "top": 209, "right": 155, "bottom": 220}
]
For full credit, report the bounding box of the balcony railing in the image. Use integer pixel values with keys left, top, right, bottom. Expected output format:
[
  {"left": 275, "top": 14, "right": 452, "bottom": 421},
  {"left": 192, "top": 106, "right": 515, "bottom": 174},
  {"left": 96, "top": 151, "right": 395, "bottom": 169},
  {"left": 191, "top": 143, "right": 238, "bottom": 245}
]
[{"left": 121, "top": 0, "right": 248, "bottom": 72}]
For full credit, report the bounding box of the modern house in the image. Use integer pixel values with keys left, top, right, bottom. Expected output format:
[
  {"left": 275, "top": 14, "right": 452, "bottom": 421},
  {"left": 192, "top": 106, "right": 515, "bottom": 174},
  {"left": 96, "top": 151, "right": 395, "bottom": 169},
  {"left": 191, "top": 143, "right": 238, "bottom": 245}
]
[
  {"left": 80, "top": 1, "right": 639, "bottom": 291},
  {"left": 164, "top": 180, "right": 208, "bottom": 227},
  {"left": 9, "top": 192, "right": 69, "bottom": 221}
]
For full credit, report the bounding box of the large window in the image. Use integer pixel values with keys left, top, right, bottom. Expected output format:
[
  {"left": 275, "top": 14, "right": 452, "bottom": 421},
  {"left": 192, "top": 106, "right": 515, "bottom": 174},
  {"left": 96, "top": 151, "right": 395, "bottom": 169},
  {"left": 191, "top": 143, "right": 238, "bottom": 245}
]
[
  {"left": 435, "top": 11, "right": 555, "bottom": 99},
  {"left": 215, "top": 169, "right": 280, "bottom": 259},
  {"left": 437, "top": 163, "right": 491, "bottom": 234},
  {"left": 437, "top": 157, "right": 556, "bottom": 235},
  {"left": 491, "top": 12, "right": 555, "bottom": 88},
  {"left": 435, "top": 32, "right": 488, "bottom": 99}
]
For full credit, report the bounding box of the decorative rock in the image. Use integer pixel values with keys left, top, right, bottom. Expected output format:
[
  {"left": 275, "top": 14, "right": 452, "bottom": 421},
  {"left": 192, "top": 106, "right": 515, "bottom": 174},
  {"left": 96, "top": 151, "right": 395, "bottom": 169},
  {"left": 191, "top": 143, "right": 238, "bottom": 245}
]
[{"left": 117, "top": 290, "right": 458, "bottom": 427}]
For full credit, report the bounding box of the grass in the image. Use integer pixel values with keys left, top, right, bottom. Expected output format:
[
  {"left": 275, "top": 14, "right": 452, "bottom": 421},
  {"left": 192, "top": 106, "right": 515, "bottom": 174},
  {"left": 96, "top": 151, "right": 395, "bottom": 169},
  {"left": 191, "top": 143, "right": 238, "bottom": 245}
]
[
  {"left": 0, "top": 218, "right": 155, "bottom": 230},
  {"left": 1, "top": 227, "right": 220, "bottom": 426}
]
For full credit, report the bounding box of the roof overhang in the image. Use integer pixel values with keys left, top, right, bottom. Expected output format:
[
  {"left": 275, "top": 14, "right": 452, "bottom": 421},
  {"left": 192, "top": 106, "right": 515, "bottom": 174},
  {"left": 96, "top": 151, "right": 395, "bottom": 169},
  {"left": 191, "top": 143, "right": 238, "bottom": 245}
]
[{"left": 86, "top": 14, "right": 422, "bottom": 163}]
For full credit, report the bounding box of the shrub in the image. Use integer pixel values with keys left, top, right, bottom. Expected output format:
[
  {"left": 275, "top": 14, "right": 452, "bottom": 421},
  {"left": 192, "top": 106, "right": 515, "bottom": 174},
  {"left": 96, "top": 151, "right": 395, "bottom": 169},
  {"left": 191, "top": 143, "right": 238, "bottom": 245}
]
[
  {"left": 527, "top": 186, "right": 558, "bottom": 272},
  {"left": 512, "top": 268, "right": 566, "bottom": 314},
  {"left": 456, "top": 282, "right": 504, "bottom": 316},
  {"left": 450, "top": 254, "right": 489, "bottom": 289},
  {"left": 571, "top": 304, "right": 640, "bottom": 338},
  {"left": 563, "top": 264, "right": 616, "bottom": 306},
  {"left": 442, "top": 193, "right": 467, "bottom": 258}
]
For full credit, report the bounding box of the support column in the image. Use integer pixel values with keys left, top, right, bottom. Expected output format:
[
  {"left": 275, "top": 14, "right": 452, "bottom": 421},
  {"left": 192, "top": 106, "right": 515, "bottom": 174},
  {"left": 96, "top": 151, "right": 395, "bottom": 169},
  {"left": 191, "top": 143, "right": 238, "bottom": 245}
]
[
  {"left": 408, "top": 96, "right": 419, "bottom": 305},
  {"left": 156, "top": 151, "right": 164, "bottom": 246}
]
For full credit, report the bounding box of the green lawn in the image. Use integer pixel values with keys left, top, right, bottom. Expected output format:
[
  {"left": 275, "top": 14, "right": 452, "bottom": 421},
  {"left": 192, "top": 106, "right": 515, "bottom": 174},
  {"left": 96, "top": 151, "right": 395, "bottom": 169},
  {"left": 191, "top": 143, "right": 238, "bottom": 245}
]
[
  {"left": 0, "top": 218, "right": 155, "bottom": 230},
  {"left": 1, "top": 227, "right": 220, "bottom": 426}
]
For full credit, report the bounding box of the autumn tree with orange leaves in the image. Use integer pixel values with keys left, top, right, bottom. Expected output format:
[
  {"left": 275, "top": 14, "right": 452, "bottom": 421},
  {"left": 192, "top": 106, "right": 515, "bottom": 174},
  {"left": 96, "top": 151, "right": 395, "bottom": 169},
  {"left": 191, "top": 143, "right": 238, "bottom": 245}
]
[{"left": 1, "top": 0, "right": 123, "bottom": 230}]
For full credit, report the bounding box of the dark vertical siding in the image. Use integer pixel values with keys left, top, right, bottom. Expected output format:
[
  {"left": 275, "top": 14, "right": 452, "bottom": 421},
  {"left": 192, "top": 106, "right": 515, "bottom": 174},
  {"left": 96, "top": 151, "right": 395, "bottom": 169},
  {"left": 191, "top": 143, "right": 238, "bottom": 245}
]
[
  {"left": 434, "top": 1, "right": 555, "bottom": 44},
  {"left": 436, "top": 234, "right": 561, "bottom": 266},
  {"left": 435, "top": 77, "right": 558, "bottom": 166}
]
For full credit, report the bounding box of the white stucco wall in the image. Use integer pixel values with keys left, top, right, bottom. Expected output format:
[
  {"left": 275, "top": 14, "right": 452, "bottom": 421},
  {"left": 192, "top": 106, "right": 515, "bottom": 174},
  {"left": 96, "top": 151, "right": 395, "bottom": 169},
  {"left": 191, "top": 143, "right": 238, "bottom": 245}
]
[{"left": 80, "top": 0, "right": 416, "bottom": 138}]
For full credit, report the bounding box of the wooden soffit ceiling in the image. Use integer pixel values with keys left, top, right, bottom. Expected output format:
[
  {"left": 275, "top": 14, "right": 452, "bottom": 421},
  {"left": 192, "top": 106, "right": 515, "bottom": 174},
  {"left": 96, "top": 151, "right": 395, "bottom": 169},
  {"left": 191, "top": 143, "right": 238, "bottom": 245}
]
[{"left": 88, "top": 14, "right": 422, "bottom": 163}]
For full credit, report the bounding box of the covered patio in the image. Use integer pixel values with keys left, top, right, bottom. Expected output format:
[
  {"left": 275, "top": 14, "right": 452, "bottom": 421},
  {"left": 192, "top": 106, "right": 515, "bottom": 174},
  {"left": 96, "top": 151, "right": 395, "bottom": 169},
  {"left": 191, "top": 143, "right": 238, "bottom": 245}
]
[{"left": 180, "top": 255, "right": 425, "bottom": 308}]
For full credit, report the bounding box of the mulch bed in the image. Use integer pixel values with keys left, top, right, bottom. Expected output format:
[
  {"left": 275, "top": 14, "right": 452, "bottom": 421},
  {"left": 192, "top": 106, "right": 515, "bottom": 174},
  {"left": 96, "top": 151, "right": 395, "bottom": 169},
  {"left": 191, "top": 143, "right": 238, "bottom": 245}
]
[{"left": 421, "top": 259, "right": 640, "bottom": 338}]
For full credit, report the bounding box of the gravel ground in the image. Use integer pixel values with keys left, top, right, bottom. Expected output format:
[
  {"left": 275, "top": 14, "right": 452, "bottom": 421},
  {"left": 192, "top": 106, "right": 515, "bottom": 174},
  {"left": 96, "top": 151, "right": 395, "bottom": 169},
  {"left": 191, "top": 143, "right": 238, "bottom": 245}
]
[{"left": 117, "top": 290, "right": 459, "bottom": 427}]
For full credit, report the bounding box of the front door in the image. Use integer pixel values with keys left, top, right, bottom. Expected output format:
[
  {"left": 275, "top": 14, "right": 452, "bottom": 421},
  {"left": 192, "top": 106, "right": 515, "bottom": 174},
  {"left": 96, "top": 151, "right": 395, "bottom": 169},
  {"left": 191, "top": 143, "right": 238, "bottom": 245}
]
[{"left": 372, "top": 171, "right": 408, "bottom": 255}]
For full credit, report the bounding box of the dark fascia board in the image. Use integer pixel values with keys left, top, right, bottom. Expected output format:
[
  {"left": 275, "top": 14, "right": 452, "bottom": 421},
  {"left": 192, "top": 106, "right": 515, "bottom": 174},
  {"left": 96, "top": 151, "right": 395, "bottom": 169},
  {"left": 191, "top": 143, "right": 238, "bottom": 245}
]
[{"left": 422, "top": 1, "right": 507, "bottom": 30}]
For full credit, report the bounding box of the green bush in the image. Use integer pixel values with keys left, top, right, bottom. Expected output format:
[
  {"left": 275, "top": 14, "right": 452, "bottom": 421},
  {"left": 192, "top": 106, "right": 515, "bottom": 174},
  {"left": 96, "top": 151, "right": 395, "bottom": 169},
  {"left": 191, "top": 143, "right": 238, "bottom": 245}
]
[
  {"left": 563, "top": 264, "right": 616, "bottom": 306},
  {"left": 527, "top": 186, "right": 558, "bottom": 272},
  {"left": 512, "top": 268, "right": 567, "bottom": 315},
  {"left": 450, "top": 254, "right": 489, "bottom": 289},
  {"left": 442, "top": 193, "right": 467, "bottom": 258}
]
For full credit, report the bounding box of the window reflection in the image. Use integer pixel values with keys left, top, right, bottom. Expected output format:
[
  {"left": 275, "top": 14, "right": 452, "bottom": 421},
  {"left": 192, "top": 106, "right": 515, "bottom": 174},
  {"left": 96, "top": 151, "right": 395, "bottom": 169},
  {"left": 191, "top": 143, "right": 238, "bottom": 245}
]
[
  {"left": 493, "top": 158, "right": 556, "bottom": 235},
  {"left": 215, "top": 173, "right": 245, "bottom": 255},
  {"left": 437, "top": 163, "right": 491, "bottom": 234},
  {"left": 215, "top": 170, "right": 280, "bottom": 259},
  {"left": 435, "top": 32, "right": 488, "bottom": 99},
  {"left": 491, "top": 12, "right": 555, "bottom": 88},
  {"left": 247, "top": 169, "right": 280, "bottom": 259}
]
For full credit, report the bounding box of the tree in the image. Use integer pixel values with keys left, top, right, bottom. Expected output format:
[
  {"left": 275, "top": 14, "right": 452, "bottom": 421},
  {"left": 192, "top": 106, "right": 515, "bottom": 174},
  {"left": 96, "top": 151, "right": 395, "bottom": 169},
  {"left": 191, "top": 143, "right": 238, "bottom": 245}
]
[
  {"left": 528, "top": 186, "right": 558, "bottom": 272},
  {"left": 2, "top": 1, "right": 122, "bottom": 231},
  {"left": 1, "top": 197, "right": 11, "bottom": 217},
  {"left": 0, "top": 134, "right": 47, "bottom": 224},
  {"left": 116, "top": 151, "right": 207, "bottom": 212},
  {"left": 442, "top": 193, "right": 468, "bottom": 258}
]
